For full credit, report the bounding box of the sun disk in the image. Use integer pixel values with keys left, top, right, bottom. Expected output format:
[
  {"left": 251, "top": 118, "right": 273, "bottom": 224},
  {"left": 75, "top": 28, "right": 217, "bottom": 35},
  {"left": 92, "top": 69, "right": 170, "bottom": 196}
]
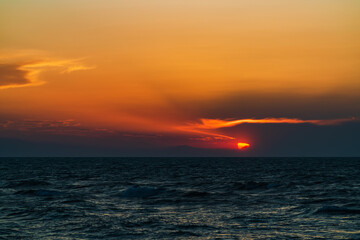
[{"left": 237, "top": 142, "right": 250, "bottom": 150}]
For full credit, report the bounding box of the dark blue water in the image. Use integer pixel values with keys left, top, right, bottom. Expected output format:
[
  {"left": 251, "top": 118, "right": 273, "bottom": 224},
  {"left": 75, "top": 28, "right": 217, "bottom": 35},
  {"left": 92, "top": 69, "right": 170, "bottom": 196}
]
[{"left": 1, "top": 158, "right": 360, "bottom": 239}]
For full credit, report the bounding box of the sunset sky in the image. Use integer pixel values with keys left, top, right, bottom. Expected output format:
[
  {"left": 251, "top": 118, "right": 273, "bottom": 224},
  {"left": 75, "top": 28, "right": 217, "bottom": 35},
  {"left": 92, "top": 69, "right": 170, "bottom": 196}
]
[{"left": 1, "top": 0, "right": 359, "bottom": 156}]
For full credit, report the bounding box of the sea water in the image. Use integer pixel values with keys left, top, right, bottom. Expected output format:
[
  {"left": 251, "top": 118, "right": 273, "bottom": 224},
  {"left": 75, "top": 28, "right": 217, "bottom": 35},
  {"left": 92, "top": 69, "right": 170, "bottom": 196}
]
[{"left": 0, "top": 157, "right": 359, "bottom": 239}]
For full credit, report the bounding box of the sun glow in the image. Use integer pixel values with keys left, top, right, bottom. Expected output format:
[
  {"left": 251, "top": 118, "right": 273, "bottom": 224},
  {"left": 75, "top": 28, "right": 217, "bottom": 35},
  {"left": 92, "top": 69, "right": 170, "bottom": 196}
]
[{"left": 237, "top": 142, "right": 250, "bottom": 150}]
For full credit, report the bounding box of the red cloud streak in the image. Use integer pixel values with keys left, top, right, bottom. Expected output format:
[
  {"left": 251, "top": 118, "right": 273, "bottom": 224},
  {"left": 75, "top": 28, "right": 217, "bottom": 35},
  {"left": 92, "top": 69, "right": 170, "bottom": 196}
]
[
  {"left": 190, "top": 117, "right": 356, "bottom": 130},
  {"left": 177, "top": 117, "right": 357, "bottom": 141}
]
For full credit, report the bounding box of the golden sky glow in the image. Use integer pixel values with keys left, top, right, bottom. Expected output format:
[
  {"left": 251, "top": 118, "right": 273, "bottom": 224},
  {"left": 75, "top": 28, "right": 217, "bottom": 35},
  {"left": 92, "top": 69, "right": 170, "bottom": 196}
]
[{"left": 1, "top": 0, "right": 360, "bottom": 151}]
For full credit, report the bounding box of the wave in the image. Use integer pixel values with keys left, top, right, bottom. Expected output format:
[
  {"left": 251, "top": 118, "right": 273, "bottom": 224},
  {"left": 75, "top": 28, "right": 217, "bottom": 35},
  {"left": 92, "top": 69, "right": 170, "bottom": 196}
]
[
  {"left": 119, "top": 186, "right": 211, "bottom": 199},
  {"left": 6, "top": 180, "right": 51, "bottom": 188},
  {"left": 61, "top": 198, "right": 85, "bottom": 204},
  {"left": 182, "top": 191, "right": 210, "bottom": 198},
  {"left": 170, "top": 230, "right": 201, "bottom": 237},
  {"left": 234, "top": 181, "right": 278, "bottom": 190},
  {"left": 119, "top": 186, "right": 164, "bottom": 198},
  {"left": 15, "top": 189, "right": 62, "bottom": 197},
  {"left": 315, "top": 205, "right": 360, "bottom": 215}
]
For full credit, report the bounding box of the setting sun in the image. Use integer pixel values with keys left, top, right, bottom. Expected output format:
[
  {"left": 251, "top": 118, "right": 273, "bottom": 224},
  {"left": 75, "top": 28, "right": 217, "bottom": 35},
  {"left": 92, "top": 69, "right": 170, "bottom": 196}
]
[{"left": 237, "top": 142, "right": 250, "bottom": 150}]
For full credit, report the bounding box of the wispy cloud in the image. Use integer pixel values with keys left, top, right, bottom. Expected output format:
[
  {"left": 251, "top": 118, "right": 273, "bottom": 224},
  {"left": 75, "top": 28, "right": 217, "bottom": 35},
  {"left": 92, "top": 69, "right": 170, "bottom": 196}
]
[
  {"left": 0, "top": 55, "right": 94, "bottom": 90},
  {"left": 178, "top": 117, "right": 357, "bottom": 140},
  {"left": 0, "top": 64, "right": 32, "bottom": 89},
  {"left": 0, "top": 119, "right": 112, "bottom": 136},
  {"left": 189, "top": 117, "right": 356, "bottom": 129},
  {"left": 0, "top": 119, "right": 165, "bottom": 139}
]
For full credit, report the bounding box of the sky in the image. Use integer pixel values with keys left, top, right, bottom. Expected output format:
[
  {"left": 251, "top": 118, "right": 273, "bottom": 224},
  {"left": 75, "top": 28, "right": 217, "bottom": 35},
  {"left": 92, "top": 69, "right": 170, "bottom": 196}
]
[{"left": 1, "top": 0, "right": 360, "bottom": 156}]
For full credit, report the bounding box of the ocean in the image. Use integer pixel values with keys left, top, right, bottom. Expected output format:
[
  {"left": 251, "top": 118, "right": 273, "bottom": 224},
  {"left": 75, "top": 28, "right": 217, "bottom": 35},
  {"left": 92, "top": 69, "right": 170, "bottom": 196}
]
[{"left": 0, "top": 157, "right": 359, "bottom": 239}]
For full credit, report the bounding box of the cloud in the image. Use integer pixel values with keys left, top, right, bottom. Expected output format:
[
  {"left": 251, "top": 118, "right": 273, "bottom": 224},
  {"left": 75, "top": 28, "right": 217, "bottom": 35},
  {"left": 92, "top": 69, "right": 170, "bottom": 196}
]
[
  {"left": 189, "top": 117, "right": 357, "bottom": 129},
  {"left": 0, "top": 56, "right": 94, "bottom": 90},
  {"left": 0, "top": 64, "right": 32, "bottom": 88},
  {"left": 178, "top": 117, "right": 357, "bottom": 140},
  {"left": 0, "top": 119, "right": 166, "bottom": 139},
  {"left": 0, "top": 119, "right": 112, "bottom": 136}
]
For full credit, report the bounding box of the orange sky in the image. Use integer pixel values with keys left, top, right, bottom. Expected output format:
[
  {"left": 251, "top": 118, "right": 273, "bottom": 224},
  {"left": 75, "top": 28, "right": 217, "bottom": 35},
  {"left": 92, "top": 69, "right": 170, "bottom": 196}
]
[{"left": 1, "top": 0, "right": 360, "bottom": 151}]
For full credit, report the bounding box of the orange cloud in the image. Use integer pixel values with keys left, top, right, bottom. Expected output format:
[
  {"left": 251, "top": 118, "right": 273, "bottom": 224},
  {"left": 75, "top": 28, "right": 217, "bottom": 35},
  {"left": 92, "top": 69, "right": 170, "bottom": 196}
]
[
  {"left": 0, "top": 64, "right": 31, "bottom": 88},
  {"left": 178, "top": 117, "right": 357, "bottom": 140},
  {"left": 189, "top": 117, "right": 357, "bottom": 130},
  {"left": 0, "top": 57, "right": 94, "bottom": 90}
]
